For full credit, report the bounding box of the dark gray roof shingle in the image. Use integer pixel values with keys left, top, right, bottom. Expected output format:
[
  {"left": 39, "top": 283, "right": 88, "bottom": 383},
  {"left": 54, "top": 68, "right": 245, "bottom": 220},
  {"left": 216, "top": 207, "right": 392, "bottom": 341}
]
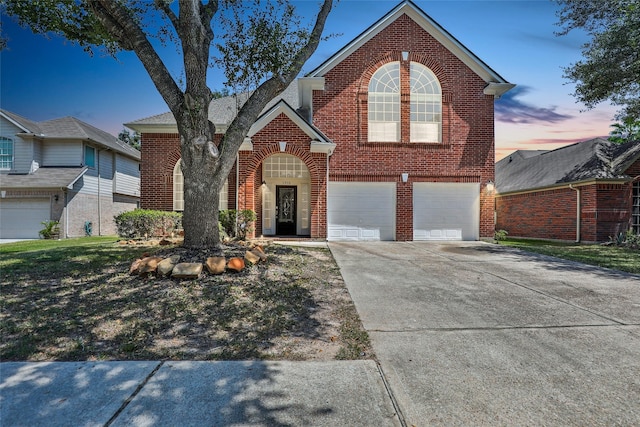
[
  {"left": 0, "top": 167, "right": 88, "bottom": 189},
  {"left": 0, "top": 109, "right": 140, "bottom": 160},
  {"left": 496, "top": 138, "right": 640, "bottom": 193},
  {"left": 126, "top": 83, "right": 300, "bottom": 127}
]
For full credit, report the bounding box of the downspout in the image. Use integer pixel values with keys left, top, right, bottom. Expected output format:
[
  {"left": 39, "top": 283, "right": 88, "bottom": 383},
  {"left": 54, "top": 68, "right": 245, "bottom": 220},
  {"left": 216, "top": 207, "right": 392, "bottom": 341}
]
[
  {"left": 97, "top": 149, "right": 102, "bottom": 236},
  {"left": 569, "top": 184, "right": 580, "bottom": 243},
  {"left": 326, "top": 148, "right": 333, "bottom": 241},
  {"left": 64, "top": 189, "right": 69, "bottom": 238},
  {"left": 235, "top": 154, "right": 239, "bottom": 237}
]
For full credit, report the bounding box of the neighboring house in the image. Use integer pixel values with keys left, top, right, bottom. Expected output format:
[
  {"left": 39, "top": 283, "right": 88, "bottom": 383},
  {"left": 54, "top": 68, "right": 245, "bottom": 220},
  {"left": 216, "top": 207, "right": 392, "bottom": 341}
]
[
  {"left": 126, "top": 1, "right": 513, "bottom": 241},
  {"left": 495, "top": 138, "right": 640, "bottom": 243},
  {"left": 0, "top": 109, "right": 141, "bottom": 239}
]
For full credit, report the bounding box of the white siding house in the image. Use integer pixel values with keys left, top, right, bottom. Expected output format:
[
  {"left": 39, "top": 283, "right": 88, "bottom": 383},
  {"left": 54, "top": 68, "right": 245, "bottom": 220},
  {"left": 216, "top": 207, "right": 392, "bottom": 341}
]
[{"left": 0, "top": 109, "right": 141, "bottom": 238}]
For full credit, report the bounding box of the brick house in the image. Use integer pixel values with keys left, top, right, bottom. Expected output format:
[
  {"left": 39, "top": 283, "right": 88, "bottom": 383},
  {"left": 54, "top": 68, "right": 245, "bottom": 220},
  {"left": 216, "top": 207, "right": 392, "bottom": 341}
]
[
  {"left": 495, "top": 138, "right": 640, "bottom": 243},
  {"left": 126, "top": 1, "right": 513, "bottom": 241},
  {"left": 0, "top": 109, "right": 140, "bottom": 238}
]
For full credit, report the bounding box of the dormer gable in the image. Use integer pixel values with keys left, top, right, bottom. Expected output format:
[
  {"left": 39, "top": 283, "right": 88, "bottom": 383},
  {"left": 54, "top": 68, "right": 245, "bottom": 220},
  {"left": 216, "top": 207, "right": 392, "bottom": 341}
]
[{"left": 308, "top": 0, "right": 514, "bottom": 98}]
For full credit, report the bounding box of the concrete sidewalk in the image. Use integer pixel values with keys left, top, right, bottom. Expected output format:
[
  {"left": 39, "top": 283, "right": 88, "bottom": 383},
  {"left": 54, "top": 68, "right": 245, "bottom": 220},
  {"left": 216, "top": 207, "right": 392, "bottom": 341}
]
[{"left": 0, "top": 360, "right": 400, "bottom": 426}]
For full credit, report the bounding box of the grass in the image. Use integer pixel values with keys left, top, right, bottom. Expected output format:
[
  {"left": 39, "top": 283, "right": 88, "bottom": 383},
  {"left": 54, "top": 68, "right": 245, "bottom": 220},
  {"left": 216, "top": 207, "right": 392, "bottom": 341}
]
[
  {"left": 0, "top": 237, "right": 371, "bottom": 362},
  {"left": 498, "top": 238, "right": 640, "bottom": 275}
]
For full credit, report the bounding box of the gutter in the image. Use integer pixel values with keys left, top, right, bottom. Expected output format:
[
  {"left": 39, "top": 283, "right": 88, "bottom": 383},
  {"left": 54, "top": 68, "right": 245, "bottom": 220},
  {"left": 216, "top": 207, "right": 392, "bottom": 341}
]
[{"left": 569, "top": 184, "right": 580, "bottom": 243}]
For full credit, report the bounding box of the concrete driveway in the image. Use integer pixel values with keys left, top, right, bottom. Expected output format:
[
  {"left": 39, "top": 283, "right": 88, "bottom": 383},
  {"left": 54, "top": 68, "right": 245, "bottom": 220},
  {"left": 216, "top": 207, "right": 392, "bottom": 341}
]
[{"left": 330, "top": 241, "right": 640, "bottom": 426}]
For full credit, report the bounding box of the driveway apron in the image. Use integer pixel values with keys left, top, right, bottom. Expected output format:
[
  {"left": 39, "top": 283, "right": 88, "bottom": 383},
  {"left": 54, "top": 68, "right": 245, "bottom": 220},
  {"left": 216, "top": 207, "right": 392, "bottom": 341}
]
[{"left": 329, "top": 241, "right": 640, "bottom": 426}]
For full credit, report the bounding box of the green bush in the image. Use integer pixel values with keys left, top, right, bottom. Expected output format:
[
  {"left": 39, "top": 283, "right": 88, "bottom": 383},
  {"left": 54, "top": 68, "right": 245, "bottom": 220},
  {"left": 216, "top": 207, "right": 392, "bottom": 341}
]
[
  {"left": 39, "top": 220, "right": 60, "bottom": 239},
  {"left": 494, "top": 229, "right": 508, "bottom": 243},
  {"left": 114, "top": 209, "right": 182, "bottom": 238},
  {"left": 219, "top": 209, "right": 256, "bottom": 240}
]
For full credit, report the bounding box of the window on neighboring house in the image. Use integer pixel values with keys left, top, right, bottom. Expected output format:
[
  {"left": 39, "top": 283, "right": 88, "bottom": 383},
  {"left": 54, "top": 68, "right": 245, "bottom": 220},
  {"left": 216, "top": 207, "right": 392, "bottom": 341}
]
[
  {"left": 84, "top": 145, "right": 96, "bottom": 168},
  {"left": 368, "top": 62, "right": 400, "bottom": 142},
  {"left": 173, "top": 160, "right": 228, "bottom": 211},
  {"left": 0, "top": 137, "right": 14, "bottom": 170},
  {"left": 410, "top": 63, "right": 442, "bottom": 142},
  {"left": 633, "top": 181, "right": 640, "bottom": 234}
]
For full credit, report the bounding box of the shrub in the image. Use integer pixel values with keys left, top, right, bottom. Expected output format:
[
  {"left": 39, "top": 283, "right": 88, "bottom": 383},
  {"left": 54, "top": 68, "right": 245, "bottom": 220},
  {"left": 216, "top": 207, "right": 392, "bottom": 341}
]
[
  {"left": 219, "top": 209, "right": 256, "bottom": 240},
  {"left": 114, "top": 209, "right": 182, "bottom": 238},
  {"left": 39, "top": 220, "right": 60, "bottom": 239},
  {"left": 494, "top": 229, "right": 508, "bottom": 243}
]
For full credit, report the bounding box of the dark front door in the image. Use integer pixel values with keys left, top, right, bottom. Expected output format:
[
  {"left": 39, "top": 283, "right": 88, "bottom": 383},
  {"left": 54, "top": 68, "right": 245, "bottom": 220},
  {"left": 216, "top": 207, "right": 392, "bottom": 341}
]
[{"left": 276, "top": 186, "right": 297, "bottom": 235}]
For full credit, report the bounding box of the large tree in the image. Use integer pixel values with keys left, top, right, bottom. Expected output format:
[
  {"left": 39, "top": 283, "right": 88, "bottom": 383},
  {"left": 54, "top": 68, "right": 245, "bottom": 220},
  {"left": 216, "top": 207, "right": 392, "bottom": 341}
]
[
  {"left": 3, "top": 0, "right": 332, "bottom": 248},
  {"left": 555, "top": 0, "right": 640, "bottom": 122}
]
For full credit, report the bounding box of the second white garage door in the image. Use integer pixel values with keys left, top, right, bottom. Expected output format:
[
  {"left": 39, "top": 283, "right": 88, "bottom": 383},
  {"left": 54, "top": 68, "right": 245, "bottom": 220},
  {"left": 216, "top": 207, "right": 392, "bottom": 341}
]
[
  {"left": 328, "top": 182, "right": 395, "bottom": 241},
  {"left": 0, "top": 198, "right": 51, "bottom": 239},
  {"left": 413, "top": 182, "right": 479, "bottom": 241}
]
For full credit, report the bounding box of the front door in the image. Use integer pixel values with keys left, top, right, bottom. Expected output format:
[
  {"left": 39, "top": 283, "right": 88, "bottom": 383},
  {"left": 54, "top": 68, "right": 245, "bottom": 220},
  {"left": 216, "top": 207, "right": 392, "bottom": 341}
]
[{"left": 276, "top": 186, "right": 297, "bottom": 235}]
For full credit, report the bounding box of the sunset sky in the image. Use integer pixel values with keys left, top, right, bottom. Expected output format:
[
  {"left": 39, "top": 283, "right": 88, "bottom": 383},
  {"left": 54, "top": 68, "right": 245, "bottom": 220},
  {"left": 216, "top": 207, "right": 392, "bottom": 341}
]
[{"left": 1, "top": 0, "right": 617, "bottom": 161}]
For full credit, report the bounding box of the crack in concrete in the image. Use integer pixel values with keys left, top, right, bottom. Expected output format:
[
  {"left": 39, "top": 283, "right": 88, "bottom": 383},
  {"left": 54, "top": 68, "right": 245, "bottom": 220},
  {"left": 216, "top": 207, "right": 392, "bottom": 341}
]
[{"left": 104, "top": 361, "right": 164, "bottom": 427}]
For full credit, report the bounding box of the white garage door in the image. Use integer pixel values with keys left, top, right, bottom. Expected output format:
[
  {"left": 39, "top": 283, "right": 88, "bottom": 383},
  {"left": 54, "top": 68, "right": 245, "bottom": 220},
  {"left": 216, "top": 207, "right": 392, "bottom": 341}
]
[
  {"left": 328, "top": 182, "right": 395, "bottom": 241},
  {"left": 413, "top": 183, "right": 479, "bottom": 241},
  {"left": 0, "top": 198, "right": 50, "bottom": 239}
]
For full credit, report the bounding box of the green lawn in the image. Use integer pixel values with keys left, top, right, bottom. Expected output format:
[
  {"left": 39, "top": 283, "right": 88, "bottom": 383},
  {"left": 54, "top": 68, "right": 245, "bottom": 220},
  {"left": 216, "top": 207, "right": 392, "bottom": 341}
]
[{"left": 498, "top": 238, "right": 640, "bottom": 275}]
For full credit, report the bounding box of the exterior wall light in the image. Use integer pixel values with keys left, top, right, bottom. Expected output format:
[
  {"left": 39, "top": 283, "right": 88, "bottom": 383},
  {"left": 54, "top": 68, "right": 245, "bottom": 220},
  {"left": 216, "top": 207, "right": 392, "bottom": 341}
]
[
  {"left": 401, "top": 173, "right": 409, "bottom": 183},
  {"left": 279, "top": 141, "right": 287, "bottom": 152},
  {"left": 486, "top": 180, "right": 495, "bottom": 192},
  {"left": 402, "top": 51, "right": 409, "bottom": 61}
]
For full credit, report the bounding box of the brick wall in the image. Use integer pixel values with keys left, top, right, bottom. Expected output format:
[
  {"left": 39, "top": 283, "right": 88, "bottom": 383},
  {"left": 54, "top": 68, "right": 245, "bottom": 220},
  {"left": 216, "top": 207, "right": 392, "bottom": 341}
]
[
  {"left": 496, "top": 178, "right": 637, "bottom": 243},
  {"left": 496, "top": 187, "right": 579, "bottom": 241},
  {"left": 313, "top": 15, "right": 496, "bottom": 238}
]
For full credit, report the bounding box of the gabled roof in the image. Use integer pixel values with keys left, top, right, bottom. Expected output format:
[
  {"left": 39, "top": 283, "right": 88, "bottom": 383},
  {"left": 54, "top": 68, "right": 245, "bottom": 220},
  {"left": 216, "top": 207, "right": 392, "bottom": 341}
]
[
  {"left": 126, "top": 84, "right": 300, "bottom": 132},
  {"left": 307, "top": 0, "right": 514, "bottom": 96},
  {"left": 0, "top": 109, "right": 140, "bottom": 161},
  {"left": 496, "top": 138, "right": 640, "bottom": 194},
  {"left": 0, "top": 167, "right": 88, "bottom": 190}
]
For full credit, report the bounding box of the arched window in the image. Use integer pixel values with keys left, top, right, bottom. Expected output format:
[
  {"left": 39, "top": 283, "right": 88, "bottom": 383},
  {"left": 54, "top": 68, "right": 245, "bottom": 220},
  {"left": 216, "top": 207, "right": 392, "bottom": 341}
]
[
  {"left": 410, "top": 63, "right": 442, "bottom": 142},
  {"left": 368, "top": 62, "right": 400, "bottom": 142},
  {"left": 0, "top": 137, "right": 14, "bottom": 170},
  {"left": 173, "top": 160, "right": 228, "bottom": 211}
]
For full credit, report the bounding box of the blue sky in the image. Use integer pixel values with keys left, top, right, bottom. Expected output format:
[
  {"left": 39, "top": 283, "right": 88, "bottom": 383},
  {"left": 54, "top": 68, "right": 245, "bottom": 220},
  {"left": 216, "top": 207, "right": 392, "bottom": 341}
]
[{"left": 1, "top": 0, "right": 617, "bottom": 160}]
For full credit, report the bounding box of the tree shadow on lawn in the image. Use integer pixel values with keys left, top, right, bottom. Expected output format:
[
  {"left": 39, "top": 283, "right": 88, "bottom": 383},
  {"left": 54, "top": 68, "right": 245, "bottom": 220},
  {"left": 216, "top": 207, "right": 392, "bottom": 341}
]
[{"left": 0, "top": 245, "right": 329, "bottom": 362}]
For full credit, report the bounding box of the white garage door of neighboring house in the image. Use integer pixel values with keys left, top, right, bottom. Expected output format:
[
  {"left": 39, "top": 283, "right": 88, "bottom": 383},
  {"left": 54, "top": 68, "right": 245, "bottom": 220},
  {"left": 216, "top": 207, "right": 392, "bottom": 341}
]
[
  {"left": 328, "top": 182, "right": 395, "bottom": 241},
  {"left": 0, "top": 198, "right": 50, "bottom": 239},
  {"left": 413, "top": 182, "right": 479, "bottom": 241}
]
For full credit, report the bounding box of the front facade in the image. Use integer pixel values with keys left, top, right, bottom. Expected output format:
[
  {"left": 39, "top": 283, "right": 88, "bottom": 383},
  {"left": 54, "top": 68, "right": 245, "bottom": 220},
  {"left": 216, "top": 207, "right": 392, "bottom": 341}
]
[
  {"left": 128, "top": 1, "right": 513, "bottom": 241},
  {"left": 0, "top": 109, "right": 141, "bottom": 238},
  {"left": 495, "top": 139, "right": 640, "bottom": 243}
]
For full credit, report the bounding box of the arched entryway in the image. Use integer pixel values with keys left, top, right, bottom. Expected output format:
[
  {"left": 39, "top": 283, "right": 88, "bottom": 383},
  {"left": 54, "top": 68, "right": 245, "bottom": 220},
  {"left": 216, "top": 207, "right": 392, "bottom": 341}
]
[{"left": 261, "top": 154, "right": 311, "bottom": 236}]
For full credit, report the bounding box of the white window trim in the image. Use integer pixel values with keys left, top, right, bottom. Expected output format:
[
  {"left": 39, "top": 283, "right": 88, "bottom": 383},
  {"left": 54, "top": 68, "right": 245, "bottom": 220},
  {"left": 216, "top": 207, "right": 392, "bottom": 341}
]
[
  {"left": 0, "top": 137, "right": 14, "bottom": 170},
  {"left": 368, "top": 62, "right": 400, "bottom": 142},
  {"left": 173, "top": 160, "right": 228, "bottom": 211}
]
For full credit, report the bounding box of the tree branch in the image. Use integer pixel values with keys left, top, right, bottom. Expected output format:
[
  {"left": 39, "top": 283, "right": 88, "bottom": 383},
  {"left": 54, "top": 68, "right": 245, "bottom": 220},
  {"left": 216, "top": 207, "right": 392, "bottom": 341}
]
[{"left": 90, "top": 0, "right": 183, "bottom": 113}]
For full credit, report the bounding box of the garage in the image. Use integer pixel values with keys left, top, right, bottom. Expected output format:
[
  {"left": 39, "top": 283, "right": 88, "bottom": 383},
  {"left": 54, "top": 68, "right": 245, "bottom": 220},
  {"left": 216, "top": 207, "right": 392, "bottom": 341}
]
[
  {"left": 328, "top": 182, "right": 395, "bottom": 241},
  {"left": 0, "top": 198, "right": 50, "bottom": 239},
  {"left": 413, "top": 182, "right": 479, "bottom": 240}
]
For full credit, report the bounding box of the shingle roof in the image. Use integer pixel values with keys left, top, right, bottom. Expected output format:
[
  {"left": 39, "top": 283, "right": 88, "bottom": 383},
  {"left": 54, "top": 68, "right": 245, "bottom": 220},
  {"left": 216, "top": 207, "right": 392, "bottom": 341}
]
[
  {"left": 126, "top": 83, "right": 300, "bottom": 128},
  {"left": 0, "top": 109, "right": 140, "bottom": 160},
  {"left": 496, "top": 138, "right": 640, "bottom": 194},
  {"left": 0, "top": 167, "right": 87, "bottom": 189}
]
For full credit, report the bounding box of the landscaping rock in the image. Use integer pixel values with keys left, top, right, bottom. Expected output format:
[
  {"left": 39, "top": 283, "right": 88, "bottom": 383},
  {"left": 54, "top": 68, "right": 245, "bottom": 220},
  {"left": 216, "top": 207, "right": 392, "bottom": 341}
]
[
  {"left": 227, "top": 257, "right": 245, "bottom": 272},
  {"left": 172, "top": 262, "right": 203, "bottom": 279},
  {"left": 244, "top": 250, "right": 261, "bottom": 265},
  {"left": 157, "top": 255, "right": 181, "bottom": 276},
  {"left": 205, "top": 257, "right": 226, "bottom": 275},
  {"left": 139, "top": 256, "right": 163, "bottom": 275},
  {"left": 129, "top": 258, "right": 143, "bottom": 275},
  {"left": 250, "top": 249, "right": 267, "bottom": 262}
]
